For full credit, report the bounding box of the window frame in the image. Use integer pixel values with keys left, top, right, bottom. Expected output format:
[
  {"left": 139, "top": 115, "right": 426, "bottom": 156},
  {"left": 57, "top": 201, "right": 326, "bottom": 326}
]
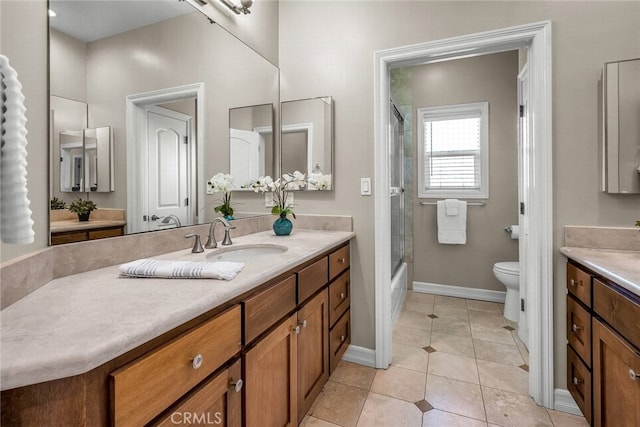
[{"left": 417, "top": 101, "right": 489, "bottom": 199}]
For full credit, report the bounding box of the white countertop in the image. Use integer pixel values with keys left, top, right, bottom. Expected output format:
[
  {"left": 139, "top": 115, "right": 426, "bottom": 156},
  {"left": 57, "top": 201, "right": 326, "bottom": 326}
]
[
  {"left": 0, "top": 230, "right": 354, "bottom": 391},
  {"left": 560, "top": 246, "right": 640, "bottom": 296}
]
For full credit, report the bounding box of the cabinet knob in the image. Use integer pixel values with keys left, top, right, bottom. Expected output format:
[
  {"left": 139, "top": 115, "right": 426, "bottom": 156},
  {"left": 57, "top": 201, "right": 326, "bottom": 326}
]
[
  {"left": 229, "top": 378, "right": 244, "bottom": 392},
  {"left": 293, "top": 325, "right": 301, "bottom": 334},
  {"left": 629, "top": 369, "right": 639, "bottom": 381},
  {"left": 571, "top": 324, "right": 581, "bottom": 333},
  {"left": 192, "top": 354, "right": 204, "bottom": 370},
  {"left": 340, "top": 335, "right": 346, "bottom": 342},
  {"left": 340, "top": 292, "right": 346, "bottom": 300},
  {"left": 572, "top": 376, "right": 583, "bottom": 385},
  {"left": 299, "top": 320, "right": 308, "bottom": 329},
  {"left": 338, "top": 258, "right": 346, "bottom": 264}
]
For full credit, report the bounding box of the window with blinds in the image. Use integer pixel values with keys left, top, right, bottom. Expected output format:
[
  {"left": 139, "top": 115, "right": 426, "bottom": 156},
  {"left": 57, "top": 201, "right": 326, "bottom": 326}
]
[{"left": 417, "top": 102, "right": 489, "bottom": 199}]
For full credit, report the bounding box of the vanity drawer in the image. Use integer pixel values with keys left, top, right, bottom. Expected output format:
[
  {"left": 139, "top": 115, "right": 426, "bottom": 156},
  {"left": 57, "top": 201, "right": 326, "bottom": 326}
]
[
  {"left": 593, "top": 278, "right": 640, "bottom": 349},
  {"left": 111, "top": 305, "right": 242, "bottom": 427},
  {"left": 51, "top": 230, "right": 87, "bottom": 245},
  {"left": 567, "top": 345, "right": 592, "bottom": 424},
  {"left": 298, "top": 257, "right": 328, "bottom": 304},
  {"left": 329, "top": 309, "right": 351, "bottom": 373},
  {"left": 329, "top": 271, "right": 350, "bottom": 327},
  {"left": 244, "top": 275, "right": 296, "bottom": 344},
  {"left": 329, "top": 245, "right": 350, "bottom": 280},
  {"left": 567, "top": 296, "right": 592, "bottom": 367},
  {"left": 567, "top": 263, "right": 592, "bottom": 307},
  {"left": 88, "top": 226, "right": 123, "bottom": 240}
]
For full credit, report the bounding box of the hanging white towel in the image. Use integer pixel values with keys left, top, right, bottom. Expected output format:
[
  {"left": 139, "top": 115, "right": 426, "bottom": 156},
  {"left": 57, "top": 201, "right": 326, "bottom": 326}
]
[
  {"left": 0, "top": 54, "right": 34, "bottom": 244},
  {"left": 119, "top": 259, "right": 245, "bottom": 280},
  {"left": 437, "top": 199, "right": 467, "bottom": 244}
]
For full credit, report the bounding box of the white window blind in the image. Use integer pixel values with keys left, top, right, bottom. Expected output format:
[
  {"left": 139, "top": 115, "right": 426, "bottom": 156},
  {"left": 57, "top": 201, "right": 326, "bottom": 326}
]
[{"left": 417, "top": 102, "right": 489, "bottom": 199}]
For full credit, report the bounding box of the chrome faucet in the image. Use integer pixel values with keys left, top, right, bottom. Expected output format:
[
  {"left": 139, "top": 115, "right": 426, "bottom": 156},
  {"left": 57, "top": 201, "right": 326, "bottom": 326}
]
[
  {"left": 205, "top": 218, "right": 235, "bottom": 249},
  {"left": 161, "top": 214, "right": 182, "bottom": 228}
]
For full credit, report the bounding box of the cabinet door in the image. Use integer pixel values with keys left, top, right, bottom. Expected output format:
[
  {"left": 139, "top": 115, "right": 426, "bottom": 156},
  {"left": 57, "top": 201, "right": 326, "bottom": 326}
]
[
  {"left": 245, "top": 313, "right": 298, "bottom": 427},
  {"left": 297, "top": 289, "right": 329, "bottom": 423},
  {"left": 153, "top": 360, "right": 242, "bottom": 426},
  {"left": 593, "top": 319, "right": 640, "bottom": 427}
]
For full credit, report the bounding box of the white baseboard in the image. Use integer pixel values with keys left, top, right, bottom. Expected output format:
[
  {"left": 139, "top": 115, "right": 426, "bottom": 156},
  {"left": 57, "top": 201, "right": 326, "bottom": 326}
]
[
  {"left": 553, "top": 388, "right": 583, "bottom": 416},
  {"left": 413, "top": 281, "right": 506, "bottom": 303},
  {"left": 342, "top": 345, "right": 376, "bottom": 368}
]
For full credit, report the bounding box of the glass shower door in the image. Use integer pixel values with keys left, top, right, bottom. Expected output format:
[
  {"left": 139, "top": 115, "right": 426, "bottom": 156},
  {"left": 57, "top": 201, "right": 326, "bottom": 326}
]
[{"left": 390, "top": 101, "right": 405, "bottom": 277}]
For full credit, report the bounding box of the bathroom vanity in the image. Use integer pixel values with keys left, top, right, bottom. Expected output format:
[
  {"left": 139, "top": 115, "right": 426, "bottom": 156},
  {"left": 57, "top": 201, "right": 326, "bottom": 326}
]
[
  {"left": 562, "top": 246, "right": 640, "bottom": 426},
  {"left": 1, "top": 229, "right": 353, "bottom": 426}
]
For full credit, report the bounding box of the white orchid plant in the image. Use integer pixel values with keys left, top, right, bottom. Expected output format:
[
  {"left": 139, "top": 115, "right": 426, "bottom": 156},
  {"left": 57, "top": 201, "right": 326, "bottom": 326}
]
[
  {"left": 251, "top": 171, "right": 306, "bottom": 218},
  {"left": 208, "top": 173, "right": 234, "bottom": 218}
]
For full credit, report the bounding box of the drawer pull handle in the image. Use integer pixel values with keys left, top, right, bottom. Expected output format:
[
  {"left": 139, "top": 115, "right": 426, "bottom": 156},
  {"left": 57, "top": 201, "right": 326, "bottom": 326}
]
[
  {"left": 299, "top": 320, "right": 308, "bottom": 329},
  {"left": 192, "top": 354, "right": 204, "bottom": 370},
  {"left": 230, "top": 378, "right": 244, "bottom": 392},
  {"left": 340, "top": 292, "right": 346, "bottom": 300},
  {"left": 630, "top": 369, "right": 639, "bottom": 381},
  {"left": 338, "top": 258, "right": 346, "bottom": 264},
  {"left": 572, "top": 376, "right": 583, "bottom": 385},
  {"left": 340, "top": 335, "right": 346, "bottom": 342},
  {"left": 571, "top": 324, "right": 581, "bottom": 333}
]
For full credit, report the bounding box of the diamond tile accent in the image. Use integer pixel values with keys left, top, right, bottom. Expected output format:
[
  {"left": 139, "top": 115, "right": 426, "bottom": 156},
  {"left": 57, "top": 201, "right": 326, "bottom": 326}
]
[
  {"left": 415, "top": 399, "right": 434, "bottom": 413},
  {"left": 519, "top": 364, "right": 529, "bottom": 372},
  {"left": 423, "top": 346, "right": 437, "bottom": 353},
  {"left": 503, "top": 325, "right": 516, "bottom": 331},
  {"left": 428, "top": 314, "right": 439, "bottom": 319}
]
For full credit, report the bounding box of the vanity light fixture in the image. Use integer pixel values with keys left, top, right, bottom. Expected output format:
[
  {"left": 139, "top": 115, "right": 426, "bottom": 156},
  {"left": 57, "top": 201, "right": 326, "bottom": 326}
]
[{"left": 218, "top": 0, "right": 253, "bottom": 15}]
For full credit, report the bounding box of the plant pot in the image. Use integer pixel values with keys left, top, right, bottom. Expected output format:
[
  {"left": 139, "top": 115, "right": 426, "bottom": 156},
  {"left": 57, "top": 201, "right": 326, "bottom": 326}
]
[
  {"left": 78, "top": 212, "right": 90, "bottom": 222},
  {"left": 273, "top": 216, "right": 293, "bottom": 236}
]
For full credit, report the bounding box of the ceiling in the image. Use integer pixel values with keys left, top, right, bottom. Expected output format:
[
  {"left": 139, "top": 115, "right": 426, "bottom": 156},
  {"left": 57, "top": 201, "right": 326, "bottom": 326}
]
[{"left": 49, "top": 0, "right": 195, "bottom": 43}]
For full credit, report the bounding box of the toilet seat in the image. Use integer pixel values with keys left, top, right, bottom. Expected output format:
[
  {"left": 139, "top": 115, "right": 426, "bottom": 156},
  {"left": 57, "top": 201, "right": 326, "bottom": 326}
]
[{"left": 493, "top": 262, "right": 519, "bottom": 275}]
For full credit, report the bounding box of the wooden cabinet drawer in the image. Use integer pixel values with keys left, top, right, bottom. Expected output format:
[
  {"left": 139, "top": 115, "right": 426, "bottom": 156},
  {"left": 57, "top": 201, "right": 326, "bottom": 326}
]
[
  {"left": 244, "top": 275, "right": 296, "bottom": 344},
  {"left": 329, "top": 309, "right": 350, "bottom": 373},
  {"left": 567, "top": 345, "right": 592, "bottom": 424},
  {"left": 329, "top": 245, "right": 350, "bottom": 280},
  {"left": 567, "top": 296, "right": 592, "bottom": 367},
  {"left": 298, "top": 257, "right": 328, "bottom": 304},
  {"left": 51, "top": 230, "right": 87, "bottom": 245},
  {"left": 153, "top": 359, "right": 242, "bottom": 427},
  {"left": 111, "top": 305, "right": 242, "bottom": 427},
  {"left": 567, "top": 263, "right": 591, "bottom": 306},
  {"left": 88, "top": 226, "right": 123, "bottom": 240},
  {"left": 329, "top": 271, "right": 350, "bottom": 327},
  {"left": 593, "top": 278, "right": 640, "bottom": 350}
]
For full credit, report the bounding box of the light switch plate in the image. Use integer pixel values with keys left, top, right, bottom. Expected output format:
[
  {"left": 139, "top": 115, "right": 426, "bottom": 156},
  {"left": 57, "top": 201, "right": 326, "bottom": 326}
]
[{"left": 361, "top": 178, "right": 372, "bottom": 196}]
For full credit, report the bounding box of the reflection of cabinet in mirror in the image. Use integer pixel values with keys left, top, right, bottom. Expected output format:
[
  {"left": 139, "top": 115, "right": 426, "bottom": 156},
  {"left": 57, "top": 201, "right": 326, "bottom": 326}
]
[
  {"left": 281, "top": 97, "right": 333, "bottom": 190},
  {"left": 59, "top": 126, "right": 113, "bottom": 193},
  {"left": 602, "top": 58, "right": 640, "bottom": 194}
]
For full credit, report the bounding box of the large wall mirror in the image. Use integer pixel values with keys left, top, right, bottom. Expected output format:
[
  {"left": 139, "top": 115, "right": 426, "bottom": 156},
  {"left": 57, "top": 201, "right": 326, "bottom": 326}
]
[
  {"left": 281, "top": 97, "right": 334, "bottom": 190},
  {"left": 48, "top": 0, "right": 279, "bottom": 242}
]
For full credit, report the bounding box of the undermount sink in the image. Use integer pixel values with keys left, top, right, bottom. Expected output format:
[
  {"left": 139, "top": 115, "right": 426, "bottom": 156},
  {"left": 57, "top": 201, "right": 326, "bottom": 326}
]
[{"left": 205, "top": 244, "right": 288, "bottom": 263}]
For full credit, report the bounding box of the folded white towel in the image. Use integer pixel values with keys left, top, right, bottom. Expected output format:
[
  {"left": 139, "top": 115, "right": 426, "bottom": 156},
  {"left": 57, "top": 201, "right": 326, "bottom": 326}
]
[
  {"left": 444, "top": 198, "right": 459, "bottom": 216},
  {"left": 119, "top": 259, "right": 244, "bottom": 280},
  {"left": 437, "top": 200, "right": 467, "bottom": 244}
]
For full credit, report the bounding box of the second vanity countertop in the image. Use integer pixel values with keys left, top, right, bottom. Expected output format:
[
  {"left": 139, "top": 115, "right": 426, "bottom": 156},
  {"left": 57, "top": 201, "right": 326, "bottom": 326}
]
[
  {"left": 50, "top": 219, "right": 127, "bottom": 233},
  {"left": 560, "top": 246, "right": 640, "bottom": 296},
  {"left": 0, "top": 229, "right": 354, "bottom": 391}
]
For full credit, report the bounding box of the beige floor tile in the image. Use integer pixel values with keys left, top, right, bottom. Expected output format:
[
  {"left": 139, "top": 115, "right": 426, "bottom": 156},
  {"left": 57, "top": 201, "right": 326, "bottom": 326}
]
[
  {"left": 477, "top": 360, "right": 528, "bottom": 395},
  {"left": 392, "top": 343, "right": 430, "bottom": 372},
  {"left": 422, "top": 409, "right": 488, "bottom": 427},
  {"left": 396, "top": 309, "right": 433, "bottom": 331},
  {"left": 300, "top": 416, "right": 342, "bottom": 426},
  {"left": 309, "top": 380, "right": 368, "bottom": 427},
  {"left": 356, "top": 392, "right": 423, "bottom": 427},
  {"left": 466, "top": 299, "right": 503, "bottom": 313},
  {"left": 404, "top": 300, "right": 435, "bottom": 315},
  {"left": 406, "top": 291, "right": 436, "bottom": 306},
  {"left": 427, "top": 351, "right": 479, "bottom": 384},
  {"left": 429, "top": 331, "right": 475, "bottom": 358},
  {"left": 482, "top": 387, "right": 553, "bottom": 427},
  {"left": 546, "top": 409, "right": 589, "bottom": 426},
  {"left": 468, "top": 310, "right": 507, "bottom": 328},
  {"left": 424, "top": 374, "right": 486, "bottom": 421},
  {"left": 394, "top": 325, "right": 431, "bottom": 348},
  {"left": 473, "top": 339, "right": 524, "bottom": 366},
  {"left": 435, "top": 295, "right": 468, "bottom": 309},
  {"left": 431, "top": 317, "right": 472, "bottom": 338},
  {"left": 434, "top": 305, "right": 469, "bottom": 322},
  {"left": 330, "top": 361, "right": 377, "bottom": 391},
  {"left": 470, "top": 323, "right": 516, "bottom": 345},
  {"left": 370, "top": 365, "right": 427, "bottom": 402}
]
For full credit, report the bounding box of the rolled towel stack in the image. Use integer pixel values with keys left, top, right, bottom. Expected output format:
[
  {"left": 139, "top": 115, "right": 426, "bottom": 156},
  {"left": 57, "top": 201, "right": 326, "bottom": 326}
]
[
  {"left": 119, "top": 259, "right": 245, "bottom": 281},
  {"left": 0, "top": 54, "right": 34, "bottom": 244}
]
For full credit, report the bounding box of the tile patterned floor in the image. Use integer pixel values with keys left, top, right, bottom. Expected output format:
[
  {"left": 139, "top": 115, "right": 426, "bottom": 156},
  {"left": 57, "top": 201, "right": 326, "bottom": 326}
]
[{"left": 301, "top": 291, "right": 588, "bottom": 427}]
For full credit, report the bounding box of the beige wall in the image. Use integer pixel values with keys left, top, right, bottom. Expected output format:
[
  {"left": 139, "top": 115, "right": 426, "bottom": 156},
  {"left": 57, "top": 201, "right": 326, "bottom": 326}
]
[
  {"left": 0, "top": 1, "right": 49, "bottom": 262},
  {"left": 412, "top": 52, "right": 519, "bottom": 291},
  {"left": 279, "top": 1, "right": 640, "bottom": 388},
  {"left": 49, "top": 29, "right": 86, "bottom": 102}
]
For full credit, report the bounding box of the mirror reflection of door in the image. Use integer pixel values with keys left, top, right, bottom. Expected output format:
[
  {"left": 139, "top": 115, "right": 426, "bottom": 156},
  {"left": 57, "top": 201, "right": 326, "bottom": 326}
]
[
  {"left": 230, "top": 128, "right": 264, "bottom": 188},
  {"left": 59, "top": 130, "right": 84, "bottom": 192},
  {"left": 144, "top": 105, "right": 192, "bottom": 232}
]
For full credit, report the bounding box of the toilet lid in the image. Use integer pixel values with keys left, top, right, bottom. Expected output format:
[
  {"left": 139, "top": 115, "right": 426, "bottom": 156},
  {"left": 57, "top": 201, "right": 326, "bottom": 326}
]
[{"left": 494, "top": 262, "right": 519, "bottom": 275}]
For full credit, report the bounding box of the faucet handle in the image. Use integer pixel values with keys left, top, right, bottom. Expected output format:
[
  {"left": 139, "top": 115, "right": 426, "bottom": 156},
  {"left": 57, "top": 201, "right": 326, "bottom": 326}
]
[
  {"left": 222, "top": 226, "right": 236, "bottom": 246},
  {"left": 185, "top": 233, "right": 204, "bottom": 253}
]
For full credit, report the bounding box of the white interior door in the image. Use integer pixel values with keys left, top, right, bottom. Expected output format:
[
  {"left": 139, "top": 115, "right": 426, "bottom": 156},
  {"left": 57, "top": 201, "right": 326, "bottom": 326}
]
[
  {"left": 518, "top": 64, "right": 530, "bottom": 348},
  {"left": 146, "top": 106, "right": 191, "bottom": 231},
  {"left": 230, "top": 128, "right": 263, "bottom": 188}
]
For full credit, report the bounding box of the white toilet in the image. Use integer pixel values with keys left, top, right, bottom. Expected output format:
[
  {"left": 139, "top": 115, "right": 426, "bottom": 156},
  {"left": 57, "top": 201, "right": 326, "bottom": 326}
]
[{"left": 493, "top": 262, "right": 520, "bottom": 322}]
